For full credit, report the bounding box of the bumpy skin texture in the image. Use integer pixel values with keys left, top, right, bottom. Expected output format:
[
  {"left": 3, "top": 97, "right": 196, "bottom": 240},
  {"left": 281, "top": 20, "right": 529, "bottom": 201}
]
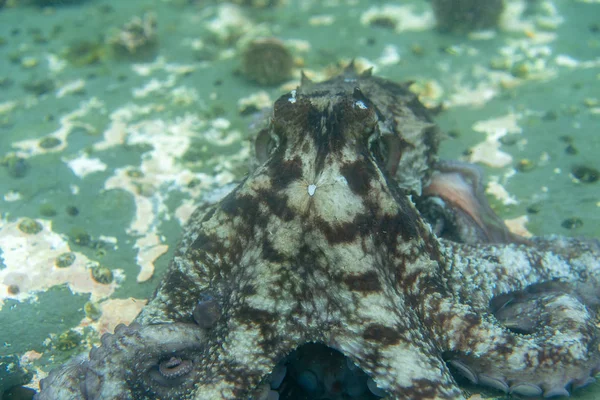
[{"left": 36, "top": 65, "right": 600, "bottom": 399}]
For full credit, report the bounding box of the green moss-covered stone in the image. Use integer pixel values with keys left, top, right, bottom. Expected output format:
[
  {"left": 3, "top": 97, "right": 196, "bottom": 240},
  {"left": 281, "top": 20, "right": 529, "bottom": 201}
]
[
  {"left": 91, "top": 265, "right": 113, "bottom": 284},
  {"left": 241, "top": 37, "right": 293, "bottom": 86},
  {"left": 54, "top": 330, "right": 82, "bottom": 351},
  {"left": 39, "top": 203, "right": 57, "bottom": 217},
  {"left": 228, "top": 0, "right": 282, "bottom": 8},
  {"left": 70, "top": 228, "right": 90, "bottom": 246},
  {"left": 431, "top": 0, "right": 504, "bottom": 33},
  {"left": 3, "top": 155, "right": 30, "bottom": 178},
  {"left": 39, "top": 136, "right": 62, "bottom": 149},
  {"left": 107, "top": 13, "right": 158, "bottom": 61},
  {"left": 55, "top": 252, "right": 76, "bottom": 268},
  {"left": 18, "top": 218, "right": 43, "bottom": 234},
  {"left": 515, "top": 159, "right": 535, "bottom": 172},
  {"left": 64, "top": 40, "right": 106, "bottom": 67},
  {"left": 562, "top": 217, "right": 583, "bottom": 230},
  {"left": 66, "top": 205, "right": 79, "bottom": 216},
  {"left": 22, "top": 78, "right": 55, "bottom": 96},
  {"left": 29, "top": 0, "right": 88, "bottom": 6},
  {"left": 84, "top": 301, "right": 102, "bottom": 320},
  {"left": 572, "top": 165, "right": 599, "bottom": 183}
]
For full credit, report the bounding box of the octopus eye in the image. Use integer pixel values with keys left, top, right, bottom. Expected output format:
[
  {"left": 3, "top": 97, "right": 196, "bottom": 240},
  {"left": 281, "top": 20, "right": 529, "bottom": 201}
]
[
  {"left": 255, "top": 127, "right": 281, "bottom": 163},
  {"left": 148, "top": 356, "right": 194, "bottom": 387},
  {"left": 370, "top": 133, "right": 403, "bottom": 176}
]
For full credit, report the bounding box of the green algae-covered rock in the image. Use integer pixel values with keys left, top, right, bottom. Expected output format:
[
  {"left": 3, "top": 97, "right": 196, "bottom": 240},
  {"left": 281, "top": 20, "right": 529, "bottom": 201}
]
[{"left": 431, "top": 0, "right": 504, "bottom": 32}]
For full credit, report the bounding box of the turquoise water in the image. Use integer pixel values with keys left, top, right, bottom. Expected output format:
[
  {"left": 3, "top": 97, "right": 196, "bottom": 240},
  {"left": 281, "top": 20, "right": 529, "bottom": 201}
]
[{"left": 0, "top": 0, "right": 599, "bottom": 398}]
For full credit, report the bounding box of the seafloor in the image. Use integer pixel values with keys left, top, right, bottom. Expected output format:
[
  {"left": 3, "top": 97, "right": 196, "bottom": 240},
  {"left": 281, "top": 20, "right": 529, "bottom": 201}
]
[{"left": 0, "top": 0, "right": 599, "bottom": 398}]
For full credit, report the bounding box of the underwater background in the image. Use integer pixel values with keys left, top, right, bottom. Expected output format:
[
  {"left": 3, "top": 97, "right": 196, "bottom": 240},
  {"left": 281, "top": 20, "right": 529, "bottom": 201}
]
[{"left": 0, "top": 0, "right": 599, "bottom": 398}]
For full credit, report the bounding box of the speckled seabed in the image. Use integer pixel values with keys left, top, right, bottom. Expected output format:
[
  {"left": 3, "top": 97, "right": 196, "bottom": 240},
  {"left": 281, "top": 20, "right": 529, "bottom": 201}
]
[{"left": 0, "top": 0, "right": 599, "bottom": 398}]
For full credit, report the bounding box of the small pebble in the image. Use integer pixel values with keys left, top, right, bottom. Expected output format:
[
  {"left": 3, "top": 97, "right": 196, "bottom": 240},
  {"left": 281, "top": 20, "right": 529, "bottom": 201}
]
[
  {"left": 66, "top": 205, "right": 79, "bottom": 216},
  {"left": 562, "top": 217, "right": 583, "bottom": 230},
  {"left": 70, "top": 229, "right": 90, "bottom": 246},
  {"left": 7, "top": 284, "right": 20, "bottom": 295},
  {"left": 241, "top": 37, "right": 293, "bottom": 86},
  {"left": 39, "top": 203, "right": 57, "bottom": 217},
  {"left": 368, "top": 16, "right": 396, "bottom": 30},
  {"left": 91, "top": 265, "right": 113, "bottom": 284},
  {"left": 542, "top": 110, "right": 558, "bottom": 121},
  {"left": 22, "top": 78, "right": 55, "bottom": 96},
  {"left": 6, "top": 156, "right": 29, "bottom": 178},
  {"left": 55, "top": 330, "right": 82, "bottom": 351},
  {"left": 572, "top": 165, "right": 599, "bottom": 183},
  {"left": 18, "top": 218, "right": 43, "bottom": 234},
  {"left": 55, "top": 252, "right": 76, "bottom": 268},
  {"left": 515, "top": 159, "right": 535, "bottom": 172},
  {"left": 39, "top": 136, "right": 62, "bottom": 149},
  {"left": 564, "top": 144, "right": 578, "bottom": 155},
  {"left": 511, "top": 62, "right": 530, "bottom": 78},
  {"left": 84, "top": 301, "right": 102, "bottom": 320}
]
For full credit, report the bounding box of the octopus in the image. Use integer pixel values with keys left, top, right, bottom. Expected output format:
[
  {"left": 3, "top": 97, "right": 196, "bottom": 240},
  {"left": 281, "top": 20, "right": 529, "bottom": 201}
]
[{"left": 35, "top": 63, "right": 600, "bottom": 400}]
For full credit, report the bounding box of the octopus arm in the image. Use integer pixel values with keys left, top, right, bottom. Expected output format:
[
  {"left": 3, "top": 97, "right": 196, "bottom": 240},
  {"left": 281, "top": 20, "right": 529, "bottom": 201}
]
[
  {"left": 430, "top": 236, "right": 600, "bottom": 397},
  {"left": 420, "top": 160, "right": 523, "bottom": 244}
]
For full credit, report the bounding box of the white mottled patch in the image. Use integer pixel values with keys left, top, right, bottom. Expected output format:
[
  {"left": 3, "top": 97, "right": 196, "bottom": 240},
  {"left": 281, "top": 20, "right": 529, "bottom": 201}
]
[
  {"left": 307, "top": 184, "right": 316, "bottom": 196},
  {"left": 79, "top": 297, "right": 147, "bottom": 336},
  {"left": 4, "top": 190, "right": 21, "bottom": 202},
  {"left": 12, "top": 98, "right": 102, "bottom": 157},
  {"left": 504, "top": 215, "right": 533, "bottom": 238},
  {"left": 354, "top": 100, "right": 367, "bottom": 109},
  {"left": 377, "top": 45, "right": 401, "bottom": 66},
  {"left": 447, "top": 80, "right": 498, "bottom": 108},
  {"left": 0, "top": 101, "right": 17, "bottom": 115},
  {"left": 134, "top": 233, "right": 168, "bottom": 282},
  {"left": 486, "top": 179, "right": 519, "bottom": 206},
  {"left": 0, "top": 219, "right": 120, "bottom": 310},
  {"left": 468, "top": 113, "right": 522, "bottom": 168},
  {"left": 238, "top": 91, "right": 272, "bottom": 113},
  {"left": 132, "top": 76, "right": 177, "bottom": 98},
  {"left": 56, "top": 79, "right": 86, "bottom": 98},
  {"left": 46, "top": 53, "right": 66, "bottom": 73},
  {"left": 309, "top": 15, "right": 334, "bottom": 26},
  {"left": 206, "top": 4, "right": 253, "bottom": 43},
  {"left": 64, "top": 154, "right": 107, "bottom": 178},
  {"left": 131, "top": 56, "right": 196, "bottom": 77}
]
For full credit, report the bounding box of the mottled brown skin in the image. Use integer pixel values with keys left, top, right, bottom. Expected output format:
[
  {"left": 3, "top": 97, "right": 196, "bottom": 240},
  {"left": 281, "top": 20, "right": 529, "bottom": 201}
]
[{"left": 36, "top": 65, "right": 600, "bottom": 400}]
